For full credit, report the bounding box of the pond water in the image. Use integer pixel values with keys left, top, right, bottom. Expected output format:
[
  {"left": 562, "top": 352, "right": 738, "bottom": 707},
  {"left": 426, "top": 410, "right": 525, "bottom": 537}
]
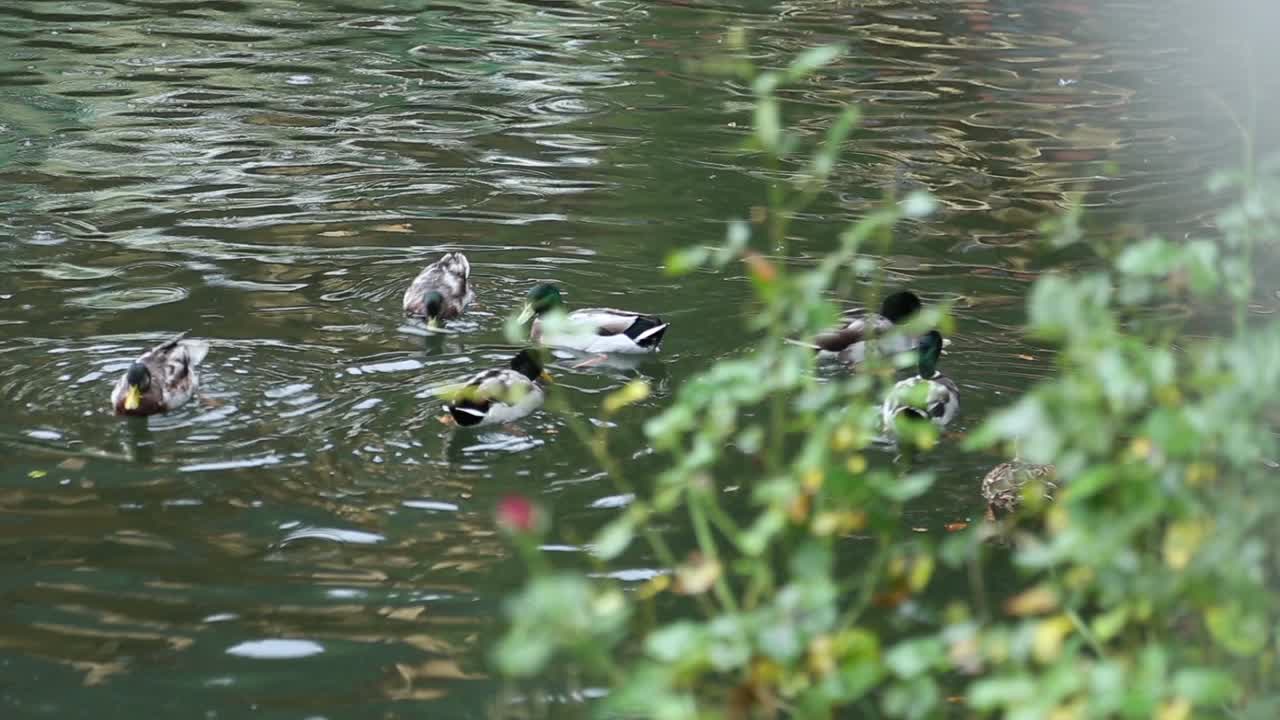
[{"left": 0, "top": 0, "right": 1274, "bottom": 717}]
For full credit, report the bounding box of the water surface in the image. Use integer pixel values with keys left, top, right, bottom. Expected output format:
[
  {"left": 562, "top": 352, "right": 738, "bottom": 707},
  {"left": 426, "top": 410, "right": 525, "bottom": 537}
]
[{"left": 0, "top": 0, "right": 1273, "bottom": 717}]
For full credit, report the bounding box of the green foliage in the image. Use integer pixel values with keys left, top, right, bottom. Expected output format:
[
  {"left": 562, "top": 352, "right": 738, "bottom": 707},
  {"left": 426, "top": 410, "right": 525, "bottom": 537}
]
[{"left": 492, "top": 44, "right": 1280, "bottom": 720}]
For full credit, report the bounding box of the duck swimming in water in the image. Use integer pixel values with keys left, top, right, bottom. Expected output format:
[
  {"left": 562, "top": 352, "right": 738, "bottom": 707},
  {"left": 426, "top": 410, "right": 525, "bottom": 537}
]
[
  {"left": 881, "top": 330, "right": 959, "bottom": 436},
  {"left": 111, "top": 333, "right": 209, "bottom": 416},
  {"left": 517, "top": 283, "right": 668, "bottom": 354},
  {"left": 403, "top": 252, "right": 474, "bottom": 329}
]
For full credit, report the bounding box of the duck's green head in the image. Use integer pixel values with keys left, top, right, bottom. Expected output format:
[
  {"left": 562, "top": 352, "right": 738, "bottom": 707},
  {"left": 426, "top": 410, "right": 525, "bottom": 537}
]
[
  {"left": 123, "top": 362, "right": 152, "bottom": 411},
  {"left": 916, "top": 330, "right": 944, "bottom": 378},
  {"left": 516, "top": 283, "right": 564, "bottom": 324},
  {"left": 881, "top": 291, "right": 922, "bottom": 324},
  {"left": 423, "top": 290, "right": 446, "bottom": 329},
  {"left": 511, "top": 348, "right": 554, "bottom": 383}
]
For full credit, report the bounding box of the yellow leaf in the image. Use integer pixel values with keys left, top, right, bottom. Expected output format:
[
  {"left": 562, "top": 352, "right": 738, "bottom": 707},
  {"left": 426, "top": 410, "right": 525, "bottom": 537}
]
[
  {"left": 1005, "top": 586, "right": 1058, "bottom": 616},
  {"left": 1048, "top": 700, "right": 1084, "bottom": 720},
  {"left": 845, "top": 454, "right": 867, "bottom": 474},
  {"left": 1064, "top": 566, "right": 1095, "bottom": 590},
  {"left": 808, "top": 634, "right": 836, "bottom": 677},
  {"left": 1163, "top": 519, "right": 1211, "bottom": 570},
  {"left": 1033, "top": 614, "right": 1074, "bottom": 664},
  {"left": 1158, "top": 698, "right": 1191, "bottom": 720},
  {"left": 637, "top": 574, "right": 670, "bottom": 600},
  {"left": 802, "top": 468, "right": 823, "bottom": 493},
  {"left": 602, "top": 380, "right": 651, "bottom": 415},
  {"left": 831, "top": 425, "right": 856, "bottom": 451},
  {"left": 674, "top": 553, "right": 721, "bottom": 595},
  {"left": 908, "top": 555, "right": 934, "bottom": 592},
  {"left": 788, "top": 493, "right": 810, "bottom": 524},
  {"left": 1046, "top": 505, "right": 1069, "bottom": 534},
  {"left": 1185, "top": 463, "right": 1216, "bottom": 486},
  {"left": 812, "top": 510, "right": 866, "bottom": 536}
]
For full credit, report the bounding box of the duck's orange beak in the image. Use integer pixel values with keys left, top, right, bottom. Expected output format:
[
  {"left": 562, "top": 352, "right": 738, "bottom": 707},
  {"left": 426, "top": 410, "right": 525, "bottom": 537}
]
[{"left": 123, "top": 385, "right": 143, "bottom": 411}]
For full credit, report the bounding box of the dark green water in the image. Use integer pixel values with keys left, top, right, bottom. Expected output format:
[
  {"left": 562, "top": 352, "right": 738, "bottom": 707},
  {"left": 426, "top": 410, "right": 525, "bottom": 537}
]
[{"left": 0, "top": 0, "right": 1273, "bottom": 717}]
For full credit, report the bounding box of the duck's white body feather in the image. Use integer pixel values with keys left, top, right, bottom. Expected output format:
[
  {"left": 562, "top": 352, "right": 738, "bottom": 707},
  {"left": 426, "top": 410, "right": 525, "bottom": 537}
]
[
  {"left": 881, "top": 372, "right": 960, "bottom": 433},
  {"left": 445, "top": 368, "right": 545, "bottom": 427},
  {"left": 532, "top": 308, "right": 667, "bottom": 354}
]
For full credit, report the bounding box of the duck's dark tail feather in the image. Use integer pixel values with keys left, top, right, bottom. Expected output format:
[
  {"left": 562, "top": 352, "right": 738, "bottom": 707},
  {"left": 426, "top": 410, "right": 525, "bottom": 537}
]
[
  {"left": 626, "top": 317, "right": 668, "bottom": 348},
  {"left": 448, "top": 400, "right": 489, "bottom": 427}
]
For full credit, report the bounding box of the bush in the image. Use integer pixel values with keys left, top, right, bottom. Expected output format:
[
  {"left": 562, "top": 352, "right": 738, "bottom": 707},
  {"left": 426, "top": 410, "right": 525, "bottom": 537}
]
[{"left": 491, "top": 46, "right": 1280, "bottom": 720}]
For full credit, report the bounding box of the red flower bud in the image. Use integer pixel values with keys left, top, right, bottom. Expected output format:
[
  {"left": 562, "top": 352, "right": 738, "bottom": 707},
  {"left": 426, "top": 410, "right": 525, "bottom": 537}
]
[{"left": 496, "top": 495, "right": 542, "bottom": 535}]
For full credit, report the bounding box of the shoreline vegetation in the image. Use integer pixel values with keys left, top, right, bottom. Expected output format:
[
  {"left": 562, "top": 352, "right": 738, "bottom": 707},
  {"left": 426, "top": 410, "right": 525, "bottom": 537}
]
[{"left": 491, "top": 45, "right": 1279, "bottom": 720}]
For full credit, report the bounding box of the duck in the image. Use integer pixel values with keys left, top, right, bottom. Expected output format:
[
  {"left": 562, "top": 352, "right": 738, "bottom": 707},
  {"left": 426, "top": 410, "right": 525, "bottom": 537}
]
[
  {"left": 443, "top": 349, "right": 553, "bottom": 427},
  {"left": 403, "top": 252, "right": 474, "bottom": 329},
  {"left": 981, "top": 460, "right": 1057, "bottom": 519},
  {"left": 813, "top": 290, "right": 922, "bottom": 364},
  {"left": 881, "top": 330, "right": 958, "bottom": 435},
  {"left": 516, "top": 283, "right": 668, "bottom": 354},
  {"left": 111, "top": 333, "right": 210, "bottom": 416}
]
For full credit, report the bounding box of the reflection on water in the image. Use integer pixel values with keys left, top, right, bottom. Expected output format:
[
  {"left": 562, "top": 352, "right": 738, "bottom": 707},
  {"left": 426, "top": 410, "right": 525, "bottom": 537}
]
[{"left": 0, "top": 0, "right": 1272, "bottom": 715}]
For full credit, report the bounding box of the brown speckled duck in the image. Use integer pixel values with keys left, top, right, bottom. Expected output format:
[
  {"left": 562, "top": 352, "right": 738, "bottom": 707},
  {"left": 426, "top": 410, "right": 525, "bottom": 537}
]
[
  {"left": 111, "top": 333, "right": 210, "bottom": 416},
  {"left": 403, "top": 252, "right": 474, "bottom": 329},
  {"left": 981, "top": 461, "right": 1057, "bottom": 518}
]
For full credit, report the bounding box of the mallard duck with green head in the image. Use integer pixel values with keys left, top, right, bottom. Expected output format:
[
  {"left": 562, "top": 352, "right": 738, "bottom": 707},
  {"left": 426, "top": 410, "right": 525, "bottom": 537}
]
[
  {"left": 111, "top": 333, "right": 210, "bottom": 416},
  {"left": 881, "top": 330, "right": 959, "bottom": 435},
  {"left": 403, "top": 252, "right": 474, "bottom": 329},
  {"left": 443, "top": 349, "right": 553, "bottom": 427},
  {"left": 516, "top": 283, "right": 668, "bottom": 354},
  {"left": 814, "top": 290, "right": 923, "bottom": 364}
]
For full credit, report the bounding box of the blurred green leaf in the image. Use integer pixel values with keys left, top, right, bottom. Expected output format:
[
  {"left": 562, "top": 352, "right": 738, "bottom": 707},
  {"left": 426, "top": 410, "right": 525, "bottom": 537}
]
[
  {"left": 1205, "top": 604, "right": 1268, "bottom": 656},
  {"left": 665, "top": 246, "right": 709, "bottom": 275},
  {"left": 754, "top": 96, "right": 781, "bottom": 153},
  {"left": 884, "top": 637, "right": 945, "bottom": 679},
  {"left": 646, "top": 621, "right": 707, "bottom": 663},
  {"left": 592, "top": 516, "right": 635, "bottom": 561},
  {"left": 1172, "top": 668, "right": 1239, "bottom": 704},
  {"left": 784, "top": 44, "right": 844, "bottom": 82}
]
